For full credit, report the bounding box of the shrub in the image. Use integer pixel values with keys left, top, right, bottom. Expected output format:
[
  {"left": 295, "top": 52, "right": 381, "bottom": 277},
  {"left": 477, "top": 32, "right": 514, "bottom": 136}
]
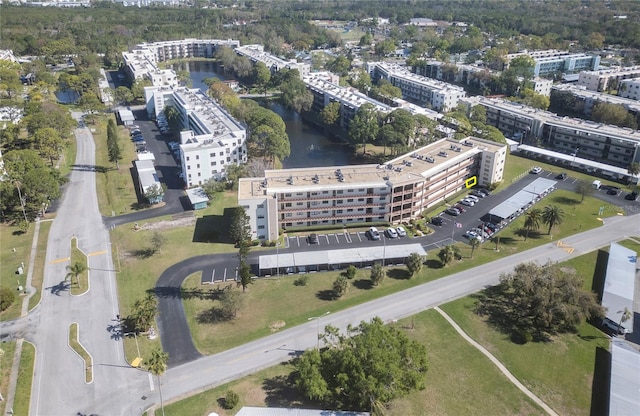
[
  {"left": 0, "top": 287, "right": 16, "bottom": 311},
  {"left": 344, "top": 265, "right": 357, "bottom": 279},
  {"left": 294, "top": 275, "right": 309, "bottom": 286},
  {"left": 223, "top": 390, "right": 239, "bottom": 409},
  {"left": 332, "top": 276, "right": 349, "bottom": 299}
]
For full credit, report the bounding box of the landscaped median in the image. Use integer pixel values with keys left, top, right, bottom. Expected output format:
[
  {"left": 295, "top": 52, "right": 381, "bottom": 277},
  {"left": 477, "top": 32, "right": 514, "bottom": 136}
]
[
  {"left": 68, "top": 323, "right": 93, "bottom": 383},
  {"left": 68, "top": 237, "right": 89, "bottom": 295}
]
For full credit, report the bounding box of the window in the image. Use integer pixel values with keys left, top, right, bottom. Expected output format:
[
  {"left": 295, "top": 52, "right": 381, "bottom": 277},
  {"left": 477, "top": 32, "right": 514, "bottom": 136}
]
[
  {"left": 257, "top": 204, "right": 264, "bottom": 208},
  {"left": 347, "top": 199, "right": 353, "bottom": 202},
  {"left": 257, "top": 225, "right": 265, "bottom": 229},
  {"left": 197, "top": 164, "right": 200, "bottom": 168},
  {"left": 285, "top": 203, "right": 292, "bottom": 207},
  {"left": 242, "top": 205, "right": 249, "bottom": 209},
  {"left": 220, "top": 152, "right": 224, "bottom": 156},
  {"left": 196, "top": 155, "right": 199, "bottom": 160},
  {"left": 186, "top": 156, "right": 190, "bottom": 161},
  {"left": 257, "top": 214, "right": 264, "bottom": 219},
  {"left": 211, "top": 161, "right": 216, "bottom": 166},
  {"left": 210, "top": 152, "right": 215, "bottom": 157}
]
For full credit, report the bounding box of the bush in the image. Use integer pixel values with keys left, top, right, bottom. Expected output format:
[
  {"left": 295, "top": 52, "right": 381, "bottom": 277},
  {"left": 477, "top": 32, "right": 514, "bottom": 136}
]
[
  {"left": 0, "top": 287, "right": 16, "bottom": 311},
  {"left": 294, "top": 275, "right": 309, "bottom": 286},
  {"left": 344, "top": 265, "right": 357, "bottom": 279},
  {"left": 223, "top": 390, "right": 239, "bottom": 409}
]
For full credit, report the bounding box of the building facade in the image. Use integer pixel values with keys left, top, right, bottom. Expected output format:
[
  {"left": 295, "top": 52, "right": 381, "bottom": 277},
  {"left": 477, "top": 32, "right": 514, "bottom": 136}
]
[
  {"left": 463, "top": 96, "right": 640, "bottom": 170},
  {"left": 577, "top": 66, "right": 640, "bottom": 92},
  {"left": 239, "top": 137, "right": 506, "bottom": 241},
  {"left": 505, "top": 50, "right": 600, "bottom": 77},
  {"left": 619, "top": 77, "right": 640, "bottom": 101},
  {"left": 366, "top": 62, "right": 466, "bottom": 112},
  {"left": 551, "top": 84, "right": 640, "bottom": 118},
  {"left": 234, "top": 44, "right": 311, "bottom": 78}
]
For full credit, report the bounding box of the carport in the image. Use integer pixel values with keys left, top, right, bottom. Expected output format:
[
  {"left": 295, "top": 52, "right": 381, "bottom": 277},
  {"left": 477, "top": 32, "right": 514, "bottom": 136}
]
[
  {"left": 258, "top": 243, "right": 427, "bottom": 276},
  {"left": 488, "top": 177, "right": 556, "bottom": 222}
]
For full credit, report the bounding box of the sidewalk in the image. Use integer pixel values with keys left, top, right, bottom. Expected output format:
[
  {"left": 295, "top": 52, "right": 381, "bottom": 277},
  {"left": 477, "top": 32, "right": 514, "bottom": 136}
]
[{"left": 434, "top": 306, "right": 560, "bottom": 416}]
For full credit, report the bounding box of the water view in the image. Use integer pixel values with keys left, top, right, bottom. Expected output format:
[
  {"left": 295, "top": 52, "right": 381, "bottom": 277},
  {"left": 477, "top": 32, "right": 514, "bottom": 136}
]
[{"left": 179, "top": 61, "right": 357, "bottom": 169}]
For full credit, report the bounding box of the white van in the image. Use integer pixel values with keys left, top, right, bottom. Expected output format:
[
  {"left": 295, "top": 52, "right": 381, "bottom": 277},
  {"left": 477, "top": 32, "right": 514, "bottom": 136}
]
[
  {"left": 602, "top": 318, "right": 630, "bottom": 335},
  {"left": 592, "top": 180, "right": 601, "bottom": 189}
]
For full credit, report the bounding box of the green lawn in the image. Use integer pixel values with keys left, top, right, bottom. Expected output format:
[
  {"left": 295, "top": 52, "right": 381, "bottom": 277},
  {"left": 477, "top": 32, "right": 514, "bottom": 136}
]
[
  {"left": 28, "top": 220, "right": 52, "bottom": 311},
  {"left": 0, "top": 342, "right": 17, "bottom": 415},
  {"left": 1, "top": 222, "right": 37, "bottom": 321},
  {"left": 69, "top": 323, "right": 93, "bottom": 383},
  {"left": 13, "top": 341, "right": 35, "bottom": 416}
]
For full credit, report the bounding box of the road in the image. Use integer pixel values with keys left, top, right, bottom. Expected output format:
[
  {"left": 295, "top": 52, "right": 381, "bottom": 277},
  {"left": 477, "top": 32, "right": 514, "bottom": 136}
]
[{"left": 27, "top": 115, "right": 149, "bottom": 416}]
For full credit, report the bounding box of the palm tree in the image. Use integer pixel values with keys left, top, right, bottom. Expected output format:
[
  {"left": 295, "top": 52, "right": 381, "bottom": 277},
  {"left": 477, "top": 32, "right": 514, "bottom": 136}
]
[
  {"left": 438, "top": 245, "right": 459, "bottom": 267},
  {"left": 523, "top": 208, "right": 542, "bottom": 240},
  {"left": 146, "top": 348, "right": 169, "bottom": 416},
  {"left": 628, "top": 162, "right": 640, "bottom": 182},
  {"left": 65, "top": 261, "right": 87, "bottom": 286},
  {"left": 618, "top": 307, "right": 632, "bottom": 334},
  {"left": 469, "top": 237, "right": 481, "bottom": 258},
  {"left": 542, "top": 205, "right": 564, "bottom": 235}
]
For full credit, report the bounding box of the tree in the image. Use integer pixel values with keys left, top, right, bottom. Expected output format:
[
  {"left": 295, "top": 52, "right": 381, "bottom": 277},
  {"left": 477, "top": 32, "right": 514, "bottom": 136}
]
[
  {"left": 627, "top": 163, "right": 640, "bottom": 178},
  {"left": 65, "top": 261, "right": 87, "bottom": 287},
  {"left": 438, "top": 245, "right": 460, "bottom": 267},
  {"left": 349, "top": 103, "right": 379, "bottom": 155},
  {"left": 230, "top": 206, "right": 252, "bottom": 247},
  {"left": 344, "top": 265, "right": 357, "bottom": 280},
  {"left": 617, "top": 307, "right": 632, "bottom": 333},
  {"left": 326, "top": 56, "right": 352, "bottom": 77},
  {"left": 223, "top": 390, "right": 240, "bottom": 409},
  {"left": 146, "top": 348, "right": 169, "bottom": 416},
  {"left": 150, "top": 231, "right": 167, "bottom": 254},
  {"left": 219, "top": 285, "right": 244, "bottom": 318},
  {"left": 592, "top": 102, "right": 637, "bottom": 129},
  {"left": 252, "top": 62, "right": 271, "bottom": 95},
  {"left": 0, "top": 287, "right": 16, "bottom": 311},
  {"left": 295, "top": 317, "right": 428, "bottom": 409},
  {"left": 144, "top": 184, "right": 164, "bottom": 204},
  {"left": 469, "top": 237, "right": 481, "bottom": 258},
  {"left": 332, "top": 275, "right": 349, "bottom": 299},
  {"left": 237, "top": 261, "right": 253, "bottom": 292},
  {"left": 475, "top": 262, "right": 604, "bottom": 341},
  {"left": 131, "top": 294, "right": 157, "bottom": 333},
  {"left": 370, "top": 262, "right": 385, "bottom": 286},
  {"left": 320, "top": 102, "right": 341, "bottom": 125},
  {"left": 523, "top": 208, "right": 542, "bottom": 241},
  {"left": 574, "top": 180, "right": 594, "bottom": 203},
  {"left": 224, "top": 163, "right": 247, "bottom": 190},
  {"left": 542, "top": 205, "right": 564, "bottom": 235},
  {"left": 106, "top": 119, "right": 121, "bottom": 168},
  {"left": 469, "top": 105, "right": 487, "bottom": 123},
  {"left": 33, "top": 127, "right": 64, "bottom": 166},
  {"left": 114, "top": 86, "right": 134, "bottom": 105},
  {"left": 278, "top": 70, "right": 313, "bottom": 113},
  {"left": 405, "top": 253, "right": 423, "bottom": 277}
]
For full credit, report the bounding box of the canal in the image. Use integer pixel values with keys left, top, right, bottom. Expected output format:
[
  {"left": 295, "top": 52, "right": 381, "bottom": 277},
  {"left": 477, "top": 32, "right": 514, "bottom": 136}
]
[{"left": 178, "top": 60, "right": 358, "bottom": 169}]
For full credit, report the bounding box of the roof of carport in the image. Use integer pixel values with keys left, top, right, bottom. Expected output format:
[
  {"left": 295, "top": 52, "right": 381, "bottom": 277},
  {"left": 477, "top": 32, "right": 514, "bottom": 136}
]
[
  {"left": 489, "top": 177, "right": 557, "bottom": 220},
  {"left": 259, "top": 243, "right": 427, "bottom": 270}
]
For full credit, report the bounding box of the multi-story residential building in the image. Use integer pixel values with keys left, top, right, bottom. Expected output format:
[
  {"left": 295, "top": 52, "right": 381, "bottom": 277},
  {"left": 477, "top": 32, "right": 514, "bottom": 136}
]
[
  {"left": 238, "top": 137, "right": 506, "bottom": 241},
  {"left": 505, "top": 50, "right": 600, "bottom": 77},
  {"left": 462, "top": 96, "right": 640, "bottom": 171},
  {"left": 577, "top": 66, "right": 640, "bottom": 92},
  {"left": 619, "top": 77, "right": 640, "bottom": 101},
  {"left": 234, "top": 45, "right": 311, "bottom": 78},
  {"left": 366, "top": 62, "right": 466, "bottom": 112},
  {"left": 146, "top": 87, "right": 247, "bottom": 187},
  {"left": 551, "top": 84, "right": 640, "bottom": 118}
]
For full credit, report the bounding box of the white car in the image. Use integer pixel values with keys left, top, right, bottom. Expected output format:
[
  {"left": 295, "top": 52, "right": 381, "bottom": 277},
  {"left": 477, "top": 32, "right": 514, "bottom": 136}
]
[
  {"left": 367, "top": 227, "right": 380, "bottom": 240},
  {"left": 396, "top": 226, "right": 407, "bottom": 237},
  {"left": 460, "top": 199, "right": 475, "bottom": 207},
  {"left": 465, "top": 195, "right": 479, "bottom": 203},
  {"left": 386, "top": 227, "right": 398, "bottom": 238},
  {"left": 530, "top": 166, "right": 542, "bottom": 174}
]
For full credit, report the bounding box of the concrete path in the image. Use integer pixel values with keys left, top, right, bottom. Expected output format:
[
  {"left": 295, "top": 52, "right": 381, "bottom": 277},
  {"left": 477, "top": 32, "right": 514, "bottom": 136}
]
[{"left": 434, "top": 307, "right": 560, "bottom": 416}]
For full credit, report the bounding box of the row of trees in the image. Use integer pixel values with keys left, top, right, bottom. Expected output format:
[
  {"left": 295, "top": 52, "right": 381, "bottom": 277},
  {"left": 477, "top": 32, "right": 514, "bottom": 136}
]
[{"left": 106, "top": 119, "right": 122, "bottom": 168}]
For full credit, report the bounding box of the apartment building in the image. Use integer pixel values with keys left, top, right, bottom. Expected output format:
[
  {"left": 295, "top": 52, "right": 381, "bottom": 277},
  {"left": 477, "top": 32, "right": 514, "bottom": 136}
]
[
  {"left": 462, "top": 96, "right": 640, "bottom": 170},
  {"left": 234, "top": 45, "right": 311, "bottom": 78},
  {"left": 238, "top": 137, "right": 506, "bottom": 241},
  {"left": 505, "top": 50, "right": 600, "bottom": 77},
  {"left": 577, "top": 66, "right": 640, "bottom": 92},
  {"left": 145, "top": 87, "right": 247, "bottom": 187},
  {"left": 366, "top": 62, "right": 466, "bottom": 112},
  {"left": 551, "top": 84, "right": 640, "bottom": 117},
  {"left": 619, "top": 78, "right": 640, "bottom": 101}
]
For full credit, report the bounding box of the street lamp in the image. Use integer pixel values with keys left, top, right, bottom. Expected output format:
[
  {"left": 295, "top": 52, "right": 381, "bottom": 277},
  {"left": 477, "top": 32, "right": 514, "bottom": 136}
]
[{"left": 308, "top": 311, "right": 330, "bottom": 349}]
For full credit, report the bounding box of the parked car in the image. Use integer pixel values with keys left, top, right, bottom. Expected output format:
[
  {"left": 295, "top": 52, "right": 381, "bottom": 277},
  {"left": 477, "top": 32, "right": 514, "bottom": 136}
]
[
  {"left": 530, "top": 166, "right": 542, "bottom": 174},
  {"left": 453, "top": 204, "right": 467, "bottom": 213},
  {"left": 470, "top": 189, "right": 486, "bottom": 198},
  {"left": 477, "top": 188, "right": 491, "bottom": 196},
  {"left": 555, "top": 172, "right": 567, "bottom": 180},
  {"left": 607, "top": 188, "right": 619, "bottom": 195},
  {"left": 396, "top": 226, "right": 407, "bottom": 237},
  {"left": 465, "top": 194, "right": 479, "bottom": 203},
  {"left": 130, "top": 129, "right": 141, "bottom": 136},
  {"left": 445, "top": 208, "right": 460, "bottom": 216},
  {"left": 431, "top": 216, "right": 444, "bottom": 226},
  {"left": 460, "top": 199, "right": 475, "bottom": 207},
  {"left": 484, "top": 222, "right": 497, "bottom": 232},
  {"left": 308, "top": 233, "right": 319, "bottom": 244},
  {"left": 602, "top": 318, "right": 630, "bottom": 335},
  {"left": 386, "top": 227, "right": 398, "bottom": 238},
  {"left": 367, "top": 227, "right": 381, "bottom": 240},
  {"left": 625, "top": 191, "right": 638, "bottom": 201}
]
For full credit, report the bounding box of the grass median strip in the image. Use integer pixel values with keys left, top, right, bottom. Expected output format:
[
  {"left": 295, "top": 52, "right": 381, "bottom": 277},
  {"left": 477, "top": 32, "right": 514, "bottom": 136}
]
[
  {"left": 69, "top": 323, "right": 93, "bottom": 383},
  {"left": 69, "top": 238, "right": 89, "bottom": 295},
  {"left": 13, "top": 340, "right": 35, "bottom": 416}
]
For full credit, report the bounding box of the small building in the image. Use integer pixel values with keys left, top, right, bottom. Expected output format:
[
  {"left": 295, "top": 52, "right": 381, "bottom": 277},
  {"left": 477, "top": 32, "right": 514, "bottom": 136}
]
[
  {"left": 186, "top": 187, "right": 209, "bottom": 210},
  {"left": 134, "top": 160, "right": 163, "bottom": 204},
  {"left": 117, "top": 108, "right": 136, "bottom": 126}
]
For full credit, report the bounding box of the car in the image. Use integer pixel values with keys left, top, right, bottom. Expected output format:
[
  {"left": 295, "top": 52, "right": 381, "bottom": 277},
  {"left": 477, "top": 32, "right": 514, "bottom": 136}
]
[
  {"left": 308, "top": 233, "right": 319, "bottom": 244},
  {"left": 484, "top": 222, "right": 497, "bottom": 232},
  {"left": 367, "top": 227, "right": 381, "bottom": 240},
  {"left": 431, "top": 216, "right": 444, "bottom": 226},
  {"left": 386, "top": 227, "right": 398, "bottom": 238},
  {"left": 453, "top": 204, "right": 467, "bottom": 213},
  {"left": 607, "top": 189, "right": 618, "bottom": 195},
  {"left": 625, "top": 192, "right": 638, "bottom": 201},
  {"left": 555, "top": 172, "right": 567, "bottom": 180},
  {"left": 477, "top": 188, "right": 491, "bottom": 196},
  {"left": 396, "top": 226, "right": 407, "bottom": 237},
  {"left": 465, "top": 194, "right": 479, "bottom": 203},
  {"left": 602, "top": 318, "right": 630, "bottom": 335},
  {"left": 128, "top": 125, "right": 140, "bottom": 130},
  {"left": 460, "top": 199, "right": 475, "bottom": 207},
  {"left": 464, "top": 230, "right": 479, "bottom": 240},
  {"left": 530, "top": 166, "right": 543, "bottom": 174},
  {"left": 445, "top": 208, "right": 460, "bottom": 216},
  {"left": 470, "top": 189, "right": 486, "bottom": 198},
  {"left": 130, "top": 129, "right": 141, "bottom": 136}
]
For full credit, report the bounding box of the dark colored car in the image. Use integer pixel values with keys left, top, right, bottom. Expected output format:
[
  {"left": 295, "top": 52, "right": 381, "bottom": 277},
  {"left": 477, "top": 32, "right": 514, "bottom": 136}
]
[
  {"left": 470, "top": 190, "right": 485, "bottom": 198},
  {"left": 453, "top": 203, "right": 467, "bottom": 213},
  {"left": 607, "top": 189, "right": 618, "bottom": 195},
  {"left": 308, "top": 233, "right": 319, "bottom": 244},
  {"left": 555, "top": 173, "right": 567, "bottom": 180},
  {"left": 431, "top": 216, "right": 444, "bottom": 226},
  {"left": 445, "top": 208, "right": 460, "bottom": 216},
  {"left": 625, "top": 192, "right": 638, "bottom": 201}
]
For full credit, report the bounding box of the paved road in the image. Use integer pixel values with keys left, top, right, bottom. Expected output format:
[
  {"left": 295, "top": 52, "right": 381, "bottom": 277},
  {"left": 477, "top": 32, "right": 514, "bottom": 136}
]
[
  {"left": 28, "top": 115, "right": 149, "bottom": 416},
  {"left": 152, "top": 213, "right": 638, "bottom": 408}
]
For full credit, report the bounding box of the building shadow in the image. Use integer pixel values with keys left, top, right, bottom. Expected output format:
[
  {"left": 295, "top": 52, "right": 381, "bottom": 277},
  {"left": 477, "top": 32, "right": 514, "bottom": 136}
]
[
  {"left": 591, "top": 249, "right": 609, "bottom": 302},
  {"left": 590, "top": 346, "right": 611, "bottom": 416},
  {"left": 192, "top": 209, "right": 234, "bottom": 243}
]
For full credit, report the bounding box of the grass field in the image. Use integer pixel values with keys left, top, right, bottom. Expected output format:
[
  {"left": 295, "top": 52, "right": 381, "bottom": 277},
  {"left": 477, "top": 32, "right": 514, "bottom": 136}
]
[
  {"left": 13, "top": 341, "right": 35, "bottom": 416},
  {"left": 0, "top": 342, "right": 17, "bottom": 415}
]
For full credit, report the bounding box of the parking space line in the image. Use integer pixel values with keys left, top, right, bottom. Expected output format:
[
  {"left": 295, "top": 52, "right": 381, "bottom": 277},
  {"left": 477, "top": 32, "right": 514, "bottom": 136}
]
[
  {"left": 295, "top": 236, "right": 300, "bottom": 247},
  {"left": 344, "top": 232, "right": 352, "bottom": 243},
  {"left": 210, "top": 269, "right": 215, "bottom": 284},
  {"left": 323, "top": 234, "right": 330, "bottom": 245},
  {"left": 334, "top": 234, "right": 340, "bottom": 244},
  {"left": 223, "top": 268, "right": 227, "bottom": 282},
  {"left": 357, "top": 232, "right": 363, "bottom": 242},
  {"left": 285, "top": 238, "right": 290, "bottom": 249}
]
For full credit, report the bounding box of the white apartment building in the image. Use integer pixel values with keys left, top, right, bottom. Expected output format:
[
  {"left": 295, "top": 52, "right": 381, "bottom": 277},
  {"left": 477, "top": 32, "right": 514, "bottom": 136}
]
[
  {"left": 619, "top": 78, "right": 640, "bottom": 101},
  {"left": 505, "top": 50, "right": 600, "bottom": 77},
  {"left": 551, "top": 84, "right": 640, "bottom": 117},
  {"left": 577, "top": 66, "right": 640, "bottom": 92},
  {"left": 234, "top": 45, "right": 311, "bottom": 78},
  {"left": 239, "top": 137, "right": 506, "bottom": 241},
  {"left": 463, "top": 96, "right": 640, "bottom": 171},
  {"left": 366, "top": 62, "right": 466, "bottom": 112}
]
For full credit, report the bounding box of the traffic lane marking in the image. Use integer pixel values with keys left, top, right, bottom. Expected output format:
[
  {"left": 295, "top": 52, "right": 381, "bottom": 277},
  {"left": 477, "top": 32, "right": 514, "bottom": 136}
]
[
  {"left": 51, "top": 257, "right": 70, "bottom": 264},
  {"left": 87, "top": 250, "right": 107, "bottom": 257}
]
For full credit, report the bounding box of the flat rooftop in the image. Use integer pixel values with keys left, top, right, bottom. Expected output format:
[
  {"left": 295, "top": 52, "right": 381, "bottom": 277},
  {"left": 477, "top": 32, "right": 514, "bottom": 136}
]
[{"left": 239, "top": 137, "right": 503, "bottom": 199}]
